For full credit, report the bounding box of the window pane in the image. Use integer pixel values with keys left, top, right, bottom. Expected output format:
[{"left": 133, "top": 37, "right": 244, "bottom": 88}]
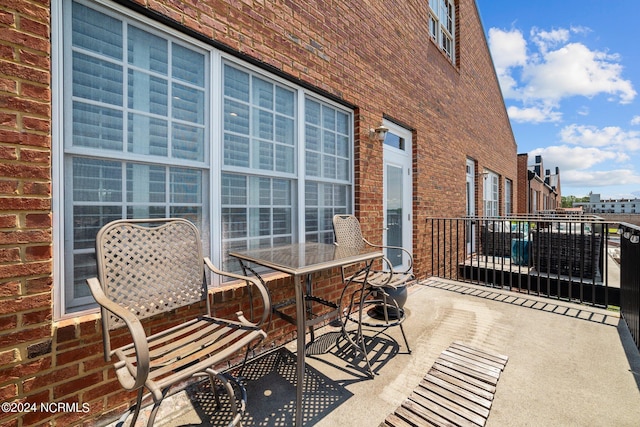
[
  {"left": 126, "top": 205, "right": 167, "bottom": 219},
  {"left": 337, "top": 159, "right": 349, "bottom": 180},
  {"left": 322, "top": 105, "right": 335, "bottom": 130},
  {"left": 323, "top": 130, "right": 336, "bottom": 155},
  {"left": 276, "top": 86, "right": 295, "bottom": 116},
  {"left": 126, "top": 164, "right": 165, "bottom": 203},
  {"left": 170, "top": 168, "right": 202, "bottom": 204},
  {"left": 336, "top": 111, "right": 349, "bottom": 134},
  {"left": 128, "top": 113, "right": 168, "bottom": 156},
  {"left": 72, "top": 102, "right": 123, "bottom": 151},
  {"left": 275, "top": 116, "right": 294, "bottom": 145},
  {"left": 306, "top": 124, "right": 320, "bottom": 151},
  {"left": 128, "top": 70, "right": 168, "bottom": 115},
  {"left": 73, "top": 157, "right": 122, "bottom": 203},
  {"left": 224, "top": 134, "right": 250, "bottom": 167},
  {"left": 173, "top": 44, "right": 205, "bottom": 86},
  {"left": 255, "top": 140, "right": 273, "bottom": 170},
  {"left": 73, "top": 205, "right": 122, "bottom": 250},
  {"left": 224, "top": 99, "right": 250, "bottom": 134},
  {"left": 276, "top": 145, "right": 294, "bottom": 173},
  {"left": 222, "top": 208, "right": 247, "bottom": 239},
  {"left": 169, "top": 206, "right": 202, "bottom": 225},
  {"left": 224, "top": 65, "right": 250, "bottom": 102},
  {"left": 273, "top": 179, "right": 291, "bottom": 205},
  {"left": 73, "top": 52, "right": 123, "bottom": 105},
  {"left": 258, "top": 178, "right": 271, "bottom": 205},
  {"left": 172, "top": 82, "right": 204, "bottom": 124},
  {"left": 252, "top": 108, "right": 273, "bottom": 140},
  {"left": 72, "top": 2, "right": 122, "bottom": 59},
  {"left": 253, "top": 77, "right": 273, "bottom": 109},
  {"left": 273, "top": 208, "right": 292, "bottom": 235},
  {"left": 337, "top": 135, "right": 349, "bottom": 157},
  {"left": 305, "top": 99, "right": 321, "bottom": 124},
  {"left": 127, "top": 26, "right": 167, "bottom": 74},
  {"left": 222, "top": 173, "right": 247, "bottom": 205},
  {"left": 323, "top": 155, "right": 336, "bottom": 179},
  {"left": 306, "top": 151, "right": 320, "bottom": 177},
  {"left": 172, "top": 123, "right": 204, "bottom": 161}
]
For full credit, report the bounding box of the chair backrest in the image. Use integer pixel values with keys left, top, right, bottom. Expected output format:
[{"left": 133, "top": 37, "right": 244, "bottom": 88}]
[
  {"left": 333, "top": 214, "right": 366, "bottom": 250},
  {"left": 94, "top": 218, "right": 207, "bottom": 331}
]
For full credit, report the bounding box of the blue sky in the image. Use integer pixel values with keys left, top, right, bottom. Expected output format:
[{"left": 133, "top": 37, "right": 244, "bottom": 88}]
[{"left": 476, "top": 0, "right": 640, "bottom": 199}]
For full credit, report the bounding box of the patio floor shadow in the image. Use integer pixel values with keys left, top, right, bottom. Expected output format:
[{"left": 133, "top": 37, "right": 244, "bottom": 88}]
[{"left": 174, "top": 346, "right": 354, "bottom": 427}]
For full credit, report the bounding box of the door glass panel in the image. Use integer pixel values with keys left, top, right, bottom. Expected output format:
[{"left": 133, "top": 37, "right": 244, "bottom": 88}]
[
  {"left": 386, "top": 164, "right": 403, "bottom": 268},
  {"left": 384, "top": 133, "right": 405, "bottom": 151}
]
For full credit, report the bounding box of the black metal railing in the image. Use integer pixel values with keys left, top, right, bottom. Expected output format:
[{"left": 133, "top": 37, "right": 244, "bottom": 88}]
[
  {"left": 619, "top": 223, "right": 640, "bottom": 351},
  {"left": 426, "top": 215, "right": 617, "bottom": 307}
]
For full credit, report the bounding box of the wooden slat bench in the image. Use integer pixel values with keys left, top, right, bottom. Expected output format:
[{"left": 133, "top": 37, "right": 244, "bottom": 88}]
[{"left": 382, "top": 342, "right": 508, "bottom": 427}]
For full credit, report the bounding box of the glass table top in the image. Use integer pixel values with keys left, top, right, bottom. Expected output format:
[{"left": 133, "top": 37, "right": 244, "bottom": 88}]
[{"left": 229, "top": 242, "right": 382, "bottom": 276}]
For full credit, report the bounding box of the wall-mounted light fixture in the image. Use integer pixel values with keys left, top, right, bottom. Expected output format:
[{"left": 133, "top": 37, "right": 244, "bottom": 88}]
[
  {"left": 369, "top": 124, "right": 389, "bottom": 142},
  {"left": 630, "top": 235, "right": 639, "bottom": 244},
  {"left": 623, "top": 231, "right": 631, "bottom": 239}
]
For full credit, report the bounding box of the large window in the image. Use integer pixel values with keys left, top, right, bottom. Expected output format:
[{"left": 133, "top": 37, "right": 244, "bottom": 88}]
[
  {"left": 428, "top": 0, "right": 456, "bottom": 62},
  {"left": 483, "top": 171, "right": 499, "bottom": 217},
  {"left": 55, "top": 0, "right": 353, "bottom": 316}
]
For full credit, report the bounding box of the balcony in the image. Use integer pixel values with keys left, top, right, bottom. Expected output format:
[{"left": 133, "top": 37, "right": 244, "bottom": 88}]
[{"left": 104, "top": 216, "right": 640, "bottom": 427}]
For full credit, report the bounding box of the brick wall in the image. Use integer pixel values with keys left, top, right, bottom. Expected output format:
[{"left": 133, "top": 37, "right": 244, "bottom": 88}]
[{"left": 0, "top": 0, "right": 518, "bottom": 425}]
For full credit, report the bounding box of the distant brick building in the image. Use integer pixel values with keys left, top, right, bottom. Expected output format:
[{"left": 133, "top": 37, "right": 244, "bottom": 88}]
[
  {"left": 517, "top": 154, "right": 561, "bottom": 214},
  {"left": 0, "top": 0, "right": 517, "bottom": 424}
]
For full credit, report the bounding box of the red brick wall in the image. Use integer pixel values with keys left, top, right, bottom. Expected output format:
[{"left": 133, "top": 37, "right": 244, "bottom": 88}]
[
  {"left": 0, "top": 0, "right": 517, "bottom": 425},
  {"left": 517, "top": 154, "right": 529, "bottom": 213}
]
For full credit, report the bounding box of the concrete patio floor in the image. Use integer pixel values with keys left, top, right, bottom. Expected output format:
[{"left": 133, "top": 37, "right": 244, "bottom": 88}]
[{"left": 113, "top": 277, "right": 640, "bottom": 427}]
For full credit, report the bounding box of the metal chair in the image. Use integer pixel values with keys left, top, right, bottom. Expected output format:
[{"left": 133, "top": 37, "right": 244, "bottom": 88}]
[
  {"left": 86, "top": 218, "right": 270, "bottom": 427},
  {"left": 332, "top": 214, "right": 413, "bottom": 376}
]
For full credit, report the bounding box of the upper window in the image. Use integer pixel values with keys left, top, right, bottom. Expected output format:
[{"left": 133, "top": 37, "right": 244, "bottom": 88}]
[
  {"left": 428, "top": 0, "right": 456, "bottom": 62},
  {"left": 56, "top": 0, "right": 353, "bottom": 316}
]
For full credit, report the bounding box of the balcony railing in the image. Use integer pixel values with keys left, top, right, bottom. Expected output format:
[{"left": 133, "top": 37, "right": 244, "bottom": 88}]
[
  {"left": 425, "top": 214, "right": 640, "bottom": 350},
  {"left": 619, "top": 222, "right": 640, "bottom": 351}
]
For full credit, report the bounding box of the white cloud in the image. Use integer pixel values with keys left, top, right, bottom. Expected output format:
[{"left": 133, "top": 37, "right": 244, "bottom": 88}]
[
  {"left": 562, "top": 169, "right": 640, "bottom": 187},
  {"left": 530, "top": 27, "right": 569, "bottom": 52},
  {"left": 522, "top": 43, "right": 636, "bottom": 104},
  {"left": 559, "top": 124, "right": 640, "bottom": 151},
  {"left": 530, "top": 144, "right": 640, "bottom": 190},
  {"left": 488, "top": 28, "right": 527, "bottom": 71},
  {"left": 631, "top": 116, "right": 640, "bottom": 125},
  {"left": 530, "top": 145, "right": 621, "bottom": 172},
  {"left": 507, "top": 105, "right": 561, "bottom": 123},
  {"left": 488, "top": 28, "right": 527, "bottom": 98},
  {"left": 487, "top": 26, "right": 636, "bottom": 123}
]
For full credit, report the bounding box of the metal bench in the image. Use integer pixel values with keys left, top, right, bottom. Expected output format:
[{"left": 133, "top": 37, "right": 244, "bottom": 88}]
[{"left": 87, "top": 218, "right": 270, "bottom": 427}]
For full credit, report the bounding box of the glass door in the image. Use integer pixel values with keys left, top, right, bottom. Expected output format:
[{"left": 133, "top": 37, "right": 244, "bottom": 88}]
[
  {"left": 466, "top": 158, "right": 476, "bottom": 254},
  {"left": 383, "top": 121, "right": 412, "bottom": 270}
]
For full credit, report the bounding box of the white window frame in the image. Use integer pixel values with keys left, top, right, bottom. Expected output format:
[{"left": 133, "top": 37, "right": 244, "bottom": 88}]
[
  {"left": 52, "top": 0, "right": 354, "bottom": 319},
  {"left": 428, "top": 0, "right": 456, "bottom": 62},
  {"left": 505, "top": 178, "right": 512, "bottom": 215},
  {"left": 483, "top": 170, "right": 499, "bottom": 217}
]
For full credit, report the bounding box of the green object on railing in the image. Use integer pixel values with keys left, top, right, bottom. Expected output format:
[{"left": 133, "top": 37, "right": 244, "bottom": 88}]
[{"left": 511, "top": 238, "right": 529, "bottom": 265}]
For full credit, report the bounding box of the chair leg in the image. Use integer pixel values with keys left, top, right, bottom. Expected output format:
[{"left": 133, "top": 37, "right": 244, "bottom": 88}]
[
  {"left": 356, "top": 288, "right": 375, "bottom": 377},
  {"left": 146, "top": 388, "right": 169, "bottom": 427},
  {"left": 399, "top": 322, "right": 411, "bottom": 353},
  {"left": 115, "top": 387, "right": 144, "bottom": 427},
  {"left": 205, "top": 368, "right": 247, "bottom": 427},
  {"left": 208, "top": 371, "right": 222, "bottom": 411},
  {"left": 339, "top": 281, "right": 375, "bottom": 377}
]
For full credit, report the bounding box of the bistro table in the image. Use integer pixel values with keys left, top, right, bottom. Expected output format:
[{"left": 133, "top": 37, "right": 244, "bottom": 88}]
[{"left": 229, "top": 242, "right": 383, "bottom": 426}]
